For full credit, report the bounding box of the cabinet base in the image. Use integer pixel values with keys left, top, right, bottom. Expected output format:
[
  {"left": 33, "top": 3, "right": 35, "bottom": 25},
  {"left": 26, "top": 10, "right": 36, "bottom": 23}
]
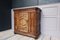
[{"left": 14, "top": 32, "right": 40, "bottom": 39}]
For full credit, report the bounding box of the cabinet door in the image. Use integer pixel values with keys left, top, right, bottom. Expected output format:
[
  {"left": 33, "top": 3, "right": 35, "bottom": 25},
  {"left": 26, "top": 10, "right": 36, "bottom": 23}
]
[{"left": 14, "top": 11, "right": 29, "bottom": 33}]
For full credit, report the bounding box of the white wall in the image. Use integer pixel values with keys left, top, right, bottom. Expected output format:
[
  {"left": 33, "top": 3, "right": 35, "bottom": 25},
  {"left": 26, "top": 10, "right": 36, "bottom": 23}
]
[
  {"left": 39, "top": 4, "right": 60, "bottom": 37},
  {"left": 11, "top": 3, "right": 60, "bottom": 40},
  {"left": 38, "top": 3, "right": 60, "bottom": 40}
]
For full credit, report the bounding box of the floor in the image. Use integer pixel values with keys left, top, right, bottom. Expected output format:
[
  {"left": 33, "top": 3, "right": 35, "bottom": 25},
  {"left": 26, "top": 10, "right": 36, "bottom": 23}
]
[
  {"left": 0, "top": 29, "right": 37, "bottom": 40},
  {"left": 0, "top": 29, "right": 60, "bottom": 40},
  {"left": 0, "top": 29, "right": 47, "bottom": 40}
]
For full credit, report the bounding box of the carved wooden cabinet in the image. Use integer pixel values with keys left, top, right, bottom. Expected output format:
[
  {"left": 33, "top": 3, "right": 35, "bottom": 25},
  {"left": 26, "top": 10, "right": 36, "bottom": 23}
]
[{"left": 14, "top": 7, "right": 41, "bottom": 39}]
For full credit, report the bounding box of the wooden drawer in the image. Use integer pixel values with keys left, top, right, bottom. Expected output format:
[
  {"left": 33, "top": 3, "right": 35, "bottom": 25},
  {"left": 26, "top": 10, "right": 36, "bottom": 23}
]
[{"left": 14, "top": 7, "right": 41, "bottom": 39}]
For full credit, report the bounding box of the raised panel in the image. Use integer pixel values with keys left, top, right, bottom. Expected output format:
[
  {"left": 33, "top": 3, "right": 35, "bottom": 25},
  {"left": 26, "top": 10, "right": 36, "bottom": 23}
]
[
  {"left": 14, "top": 11, "right": 29, "bottom": 33},
  {"left": 42, "top": 6, "right": 58, "bottom": 17},
  {"left": 41, "top": 17, "right": 57, "bottom": 36}
]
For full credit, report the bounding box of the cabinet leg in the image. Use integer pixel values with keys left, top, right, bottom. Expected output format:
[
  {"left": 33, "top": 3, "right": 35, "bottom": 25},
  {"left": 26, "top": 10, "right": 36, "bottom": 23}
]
[
  {"left": 34, "top": 39, "right": 37, "bottom": 40},
  {"left": 14, "top": 32, "right": 17, "bottom": 34}
]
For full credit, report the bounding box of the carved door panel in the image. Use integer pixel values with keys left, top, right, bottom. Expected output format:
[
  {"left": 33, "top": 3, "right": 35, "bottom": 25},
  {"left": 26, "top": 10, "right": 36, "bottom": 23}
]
[{"left": 14, "top": 11, "right": 29, "bottom": 33}]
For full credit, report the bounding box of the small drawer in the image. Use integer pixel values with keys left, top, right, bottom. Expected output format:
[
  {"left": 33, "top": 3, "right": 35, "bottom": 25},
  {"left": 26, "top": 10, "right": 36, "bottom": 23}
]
[{"left": 42, "top": 6, "right": 58, "bottom": 17}]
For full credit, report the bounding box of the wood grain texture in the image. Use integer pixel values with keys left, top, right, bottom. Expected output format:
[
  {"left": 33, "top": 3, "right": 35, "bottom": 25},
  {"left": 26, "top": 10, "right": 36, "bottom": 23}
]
[{"left": 14, "top": 7, "right": 41, "bottom": 39}]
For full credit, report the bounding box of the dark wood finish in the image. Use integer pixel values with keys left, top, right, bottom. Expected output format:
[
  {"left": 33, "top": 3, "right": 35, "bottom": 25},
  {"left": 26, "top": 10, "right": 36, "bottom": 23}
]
[{"left": 14, "top": 7, "right": 41, "bottom": 39}]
